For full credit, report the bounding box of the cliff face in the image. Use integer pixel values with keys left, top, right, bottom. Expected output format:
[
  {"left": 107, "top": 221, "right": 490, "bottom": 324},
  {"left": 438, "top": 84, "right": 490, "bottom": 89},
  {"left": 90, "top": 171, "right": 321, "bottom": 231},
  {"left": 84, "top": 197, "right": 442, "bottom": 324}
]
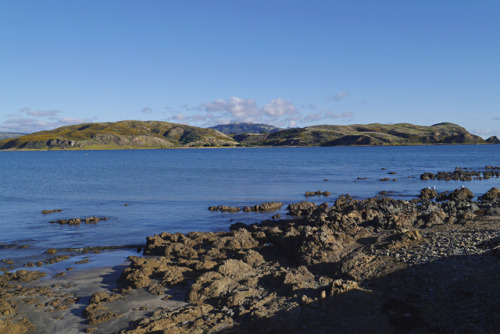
[
  {"left": 235, "top": 122, "right": 490, "bottom": 146},
  {"left": 0, "top": 121, "right": 237, "bottom": 150}
]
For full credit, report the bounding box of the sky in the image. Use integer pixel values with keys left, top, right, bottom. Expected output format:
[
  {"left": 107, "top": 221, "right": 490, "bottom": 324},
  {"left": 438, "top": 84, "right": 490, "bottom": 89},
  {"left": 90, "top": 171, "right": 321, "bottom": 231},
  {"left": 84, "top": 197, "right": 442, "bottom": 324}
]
[{"left": 1, "top": 1, "right": 499, "bottom": 138}]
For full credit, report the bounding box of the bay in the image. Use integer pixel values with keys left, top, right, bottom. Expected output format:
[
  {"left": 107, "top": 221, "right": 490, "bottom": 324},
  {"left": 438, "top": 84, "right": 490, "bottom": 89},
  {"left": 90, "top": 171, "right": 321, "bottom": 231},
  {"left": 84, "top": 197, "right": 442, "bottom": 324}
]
[{"left": 1, "top": 145, "right": 499, "bottom": 267}]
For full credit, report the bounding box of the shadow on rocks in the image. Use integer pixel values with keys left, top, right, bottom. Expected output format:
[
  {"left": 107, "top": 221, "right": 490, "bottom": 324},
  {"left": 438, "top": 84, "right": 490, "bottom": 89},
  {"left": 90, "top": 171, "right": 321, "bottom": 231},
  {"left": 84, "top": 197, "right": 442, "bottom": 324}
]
[{"left": 222, "top": 251, "right": 500, "bottom": 334}]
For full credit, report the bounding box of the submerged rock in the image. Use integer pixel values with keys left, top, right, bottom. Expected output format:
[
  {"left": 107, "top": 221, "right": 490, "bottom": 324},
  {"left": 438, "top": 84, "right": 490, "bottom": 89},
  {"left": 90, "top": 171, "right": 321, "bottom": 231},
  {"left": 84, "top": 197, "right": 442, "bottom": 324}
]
[{"left": 48, "top": 216, "right": 108, "bottom": 225}]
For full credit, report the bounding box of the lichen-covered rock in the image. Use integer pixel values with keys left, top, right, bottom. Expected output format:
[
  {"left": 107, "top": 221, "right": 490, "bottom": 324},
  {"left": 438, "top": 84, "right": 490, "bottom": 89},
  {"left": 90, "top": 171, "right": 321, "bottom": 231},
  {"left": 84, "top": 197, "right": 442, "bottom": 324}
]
[
  {"left": 447, "top": 188, "right": 474, "bottom": 201},
  {"left": 420, "top": 187, "right": 437, "bottom": 200},
  {"left": 287, "top": 201, "right": 317, "bottom": 216},
  {"left": 479, "top": 187, "right": 500, "bottom": 202},
  {"left": 243, "top": 201, "right": 283, "bottom": 212}
]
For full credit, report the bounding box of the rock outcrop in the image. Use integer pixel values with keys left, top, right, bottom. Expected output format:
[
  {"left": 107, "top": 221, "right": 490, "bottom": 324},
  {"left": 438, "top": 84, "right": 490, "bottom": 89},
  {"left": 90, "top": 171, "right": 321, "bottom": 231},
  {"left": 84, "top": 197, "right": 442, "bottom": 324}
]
[{"left": 116, "top": 187, "right": 500, "bottom": 333}]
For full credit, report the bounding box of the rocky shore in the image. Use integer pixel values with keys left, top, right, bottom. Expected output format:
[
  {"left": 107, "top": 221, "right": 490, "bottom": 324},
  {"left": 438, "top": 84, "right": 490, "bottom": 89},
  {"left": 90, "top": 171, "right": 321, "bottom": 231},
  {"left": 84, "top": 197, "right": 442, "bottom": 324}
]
[{"left": 1, "top": 187, "right": 500, "bottom": 333}]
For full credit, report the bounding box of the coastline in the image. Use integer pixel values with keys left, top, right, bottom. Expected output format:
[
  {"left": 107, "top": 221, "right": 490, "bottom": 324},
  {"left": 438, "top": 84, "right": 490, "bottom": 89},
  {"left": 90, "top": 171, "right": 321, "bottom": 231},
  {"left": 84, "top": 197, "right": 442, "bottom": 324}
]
[
  {"left": 0, "top": 141, "right": 498, "bottom": 152},
  {"left": 2, "top": 187, "right": 499, "bottom": 333}
]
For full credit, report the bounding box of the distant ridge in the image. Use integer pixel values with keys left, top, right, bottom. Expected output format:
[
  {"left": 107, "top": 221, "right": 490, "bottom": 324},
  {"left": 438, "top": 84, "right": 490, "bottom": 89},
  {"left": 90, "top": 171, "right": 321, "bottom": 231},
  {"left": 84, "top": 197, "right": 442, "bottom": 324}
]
[
  {"left": 0, "top": 121, "right": 237, "bottom": 150},
  {"left": 0, "top": 132, "right": 27, "bottom": 140},
  {"left": 0, "top": 121, "right": 496, "bottom": 150},
  {"left": 209, "top": 122, "right": 282, "bottom": 135},
  {"left": 231, "top": 122, "right": 495, "bottom": 147}
]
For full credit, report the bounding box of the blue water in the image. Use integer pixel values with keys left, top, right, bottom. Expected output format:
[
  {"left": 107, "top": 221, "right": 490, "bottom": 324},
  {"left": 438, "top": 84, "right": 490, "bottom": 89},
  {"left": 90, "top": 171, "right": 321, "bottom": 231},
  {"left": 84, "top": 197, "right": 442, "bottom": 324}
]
[{"left": 1, "top": 146, "right": 499, "bottom": 268}]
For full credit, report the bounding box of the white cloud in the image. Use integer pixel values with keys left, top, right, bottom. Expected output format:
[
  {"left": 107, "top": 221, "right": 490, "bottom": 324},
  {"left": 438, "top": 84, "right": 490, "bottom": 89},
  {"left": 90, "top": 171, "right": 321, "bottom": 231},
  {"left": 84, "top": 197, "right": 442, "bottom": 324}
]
[
  {"left": 199, "top": 97, "right": 297, "bottom": 125},
  {"left": 203, "top": 97, "right": 261, "bottom": 122},
  {"left": 171, "top": 113, "right": 186, "bottom": 121},
  {"left": 165, "top": 97, "right": 350, "bottom": 128},
  {"left": 263, "top": 98, "right": 297, "bottom": 117},
  {"left": 141, "top": 107, "right": 153, "bottom": 114},
  {"left": 328, "top": 91, "right": 349, "bottom": 102}
]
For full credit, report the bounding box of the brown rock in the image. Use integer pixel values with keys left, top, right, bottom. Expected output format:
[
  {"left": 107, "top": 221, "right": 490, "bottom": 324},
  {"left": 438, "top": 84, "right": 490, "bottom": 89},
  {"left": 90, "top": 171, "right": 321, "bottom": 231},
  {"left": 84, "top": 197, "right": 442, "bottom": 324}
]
[
  {"left": 242, "top": 249, "right": 265, "bottom": 267},
  {"left": 419, "top": 188, "right": 437, "bottom": 200},
  {"left": 11, "top": 270, "right": 47, "bottom": 282},
  {"left": 447, "top": 188, "right": 474, "bottom": 201},
  {"left": 41, "top": 209, "right": 63, "bottom": 214},
  {"left": 479, "top": 187, "right": 500, "bottom": 202}
]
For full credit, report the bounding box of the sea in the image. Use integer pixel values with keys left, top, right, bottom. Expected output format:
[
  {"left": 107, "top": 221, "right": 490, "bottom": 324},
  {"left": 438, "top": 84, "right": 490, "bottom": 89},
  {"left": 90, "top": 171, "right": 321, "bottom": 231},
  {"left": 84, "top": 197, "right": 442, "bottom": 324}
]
[{"left": 1, "top": 145, "right": 499, "bottom": 272}]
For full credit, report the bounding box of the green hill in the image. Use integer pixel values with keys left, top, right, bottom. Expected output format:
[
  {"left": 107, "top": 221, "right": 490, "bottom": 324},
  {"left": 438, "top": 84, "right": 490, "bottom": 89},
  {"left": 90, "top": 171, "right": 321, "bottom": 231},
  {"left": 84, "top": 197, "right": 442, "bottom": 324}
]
[
  {"left": 0, "top": 121, "right": 237, "bottom": 150},
  {"left": 1, "top": 121, "right": 492, "bottom": 150},
  {"left": 235, "top": 122, "right": 489, "bottom": 146}
]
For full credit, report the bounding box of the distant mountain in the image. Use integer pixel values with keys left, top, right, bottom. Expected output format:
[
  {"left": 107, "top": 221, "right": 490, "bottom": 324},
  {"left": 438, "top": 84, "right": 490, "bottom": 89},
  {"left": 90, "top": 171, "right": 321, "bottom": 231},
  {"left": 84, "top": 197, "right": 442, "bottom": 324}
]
[
  {"left": 486, "top": 136, "right": 500, "bottom": 144},
  {"left": 233, "top": 122, "right": 491, "bottom": 146},
  {"left": 209, "top": 123, "right": 282, "bottom": 135},
  {"left": 0, "top": 132, "right": 27, "bottom": 139},
  {"left": 0, "top": 121, "right": 237, "bottom": 150}
]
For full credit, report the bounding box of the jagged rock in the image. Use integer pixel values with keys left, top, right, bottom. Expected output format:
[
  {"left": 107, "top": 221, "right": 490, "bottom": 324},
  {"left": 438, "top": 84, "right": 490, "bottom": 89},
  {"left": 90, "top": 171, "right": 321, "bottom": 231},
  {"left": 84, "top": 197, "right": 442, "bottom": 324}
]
[
  {"left": 447, "top": 188, "right": 474, "bottom": 201},
  {"left": 479, "top": 187, "right": 500, "bottom": 202},
  {"left": 287, "top": 201, "right": 317, "bottom": 216},
  {"left": 242, "top": 249, "right": 265, "bottom": 267},
  {"left": 304, "top": 190, "right": 331, "bottom": 197},
  {"left": 113, "top": 186, "right": 500, "bottom": 334},
  {"left": 330, "top": 279, "right": 361, "bottom": 296},
  {"left": 243, "top": 201, "right": 283, "bottom": 212},
  {"left": 208, "top": 205, "right": 241, "bottom": 212},
  {"left": 10, "top": 270, "right": 46, "bottom": 282},
  {"left": 420, "top": 188, "right": 437, "bottom": 200}
]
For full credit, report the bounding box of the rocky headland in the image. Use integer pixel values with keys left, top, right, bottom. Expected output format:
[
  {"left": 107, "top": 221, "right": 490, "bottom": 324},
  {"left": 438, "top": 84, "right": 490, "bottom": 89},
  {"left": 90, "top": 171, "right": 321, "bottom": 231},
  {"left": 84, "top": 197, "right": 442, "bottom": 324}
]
[{"left": 2, "top": 186, "right": 499, "bottom": 333}]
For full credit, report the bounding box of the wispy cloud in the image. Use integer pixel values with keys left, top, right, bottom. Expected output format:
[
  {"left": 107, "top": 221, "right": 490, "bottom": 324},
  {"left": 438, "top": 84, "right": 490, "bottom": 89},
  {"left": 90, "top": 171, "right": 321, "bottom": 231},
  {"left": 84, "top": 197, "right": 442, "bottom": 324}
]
[
  {"left": 141, "top": 107, "right": 153, "bottom": 114},
  {"left": 0, "top": 108, "right": 93, "bottom": 133},
  {"left": 300, "top": 104, "right": 317, "bottom": 110},
  {"left": 471, "top": 128, "right": 500, "bottom": 139},
  {"left": 303, "top": 110, "right": 354, "bottom": 122},
  {"left": 21, "top": 109, "right": 62, "bottom": 118},
  {"left": 0, "top": 117, "right": 94, "bottom": 133},
  {"left": 327, "top": 91, "right": 349, "bottom": 102}
]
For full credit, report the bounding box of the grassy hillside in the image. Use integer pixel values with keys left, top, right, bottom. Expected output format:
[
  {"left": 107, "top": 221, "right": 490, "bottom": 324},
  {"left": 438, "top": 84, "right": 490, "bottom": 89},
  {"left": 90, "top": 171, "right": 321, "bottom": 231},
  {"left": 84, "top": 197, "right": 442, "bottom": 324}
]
[
  {"left": 1, "top": 121, "right": 491, "bottom": 150},
  {"left": 235, "top": 122, "right": 488, "bottom": 146},
  {"left": 0, "top": 121, "right": 237, "bottom": 150}
]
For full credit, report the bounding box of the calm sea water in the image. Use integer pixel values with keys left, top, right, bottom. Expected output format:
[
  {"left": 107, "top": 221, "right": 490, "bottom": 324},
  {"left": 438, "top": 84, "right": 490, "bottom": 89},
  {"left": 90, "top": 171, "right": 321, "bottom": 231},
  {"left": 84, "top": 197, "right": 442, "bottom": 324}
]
[{"left": 1, "top": 145, "right": 499, "bottom": 268}]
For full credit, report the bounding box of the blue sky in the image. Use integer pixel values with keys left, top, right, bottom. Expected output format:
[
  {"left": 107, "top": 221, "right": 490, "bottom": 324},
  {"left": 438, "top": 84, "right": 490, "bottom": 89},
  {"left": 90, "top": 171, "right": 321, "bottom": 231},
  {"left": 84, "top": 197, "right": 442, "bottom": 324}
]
[{"left": 1, "top": 1, "right": 499, "bottom": 137}]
